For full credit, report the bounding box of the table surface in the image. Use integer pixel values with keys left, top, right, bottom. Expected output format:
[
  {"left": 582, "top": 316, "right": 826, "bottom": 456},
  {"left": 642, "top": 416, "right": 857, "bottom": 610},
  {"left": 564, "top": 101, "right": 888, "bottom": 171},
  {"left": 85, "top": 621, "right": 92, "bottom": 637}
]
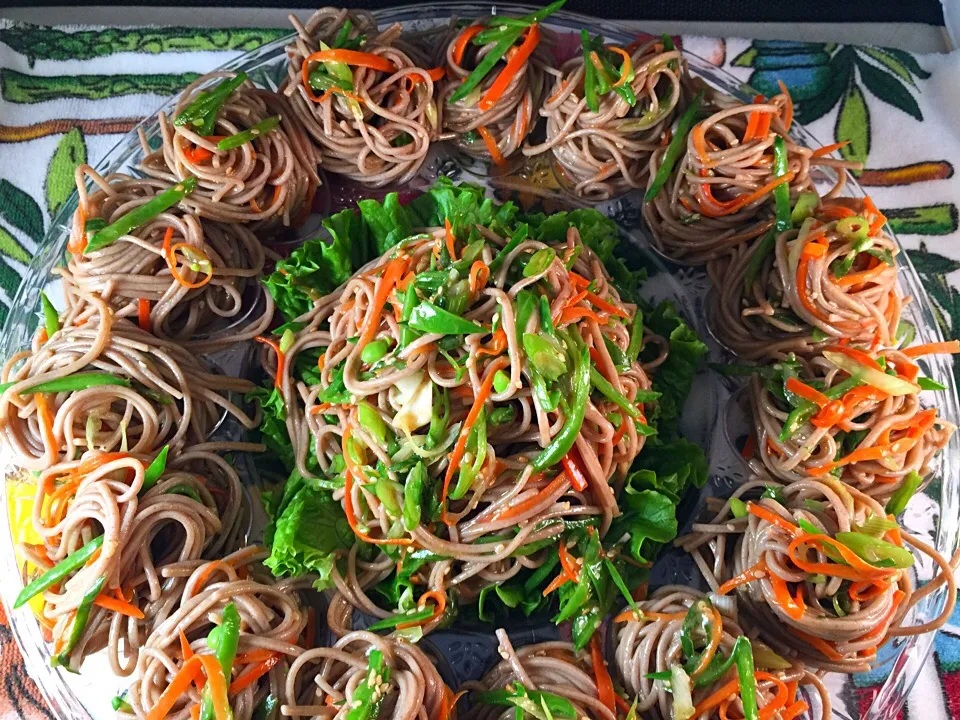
[{"left": 1, "top": 6, "right": 956, "bottom": 54}]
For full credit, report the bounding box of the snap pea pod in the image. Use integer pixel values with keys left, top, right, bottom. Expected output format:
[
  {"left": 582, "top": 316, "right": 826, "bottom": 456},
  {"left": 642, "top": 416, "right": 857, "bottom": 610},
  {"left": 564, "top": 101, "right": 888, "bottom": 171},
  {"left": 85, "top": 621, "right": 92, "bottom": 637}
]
[
  {"left": 53, "top": 574, "right": 106, "bottom": 668},
  {"left": 449, "top": 28, "right": 524, "bottom": 104},
  {"left": 735, "top": 636, "right": 759, "bottom": 720},
  {"left": 174, "top": 72, "right": 248, "bottom": 127},
  {"left": 217, "top": 115, "right": 281, "bottom": 151},
  {"left": 589, "top": 366, "right": 660, "bottom": 419},
  {"left": 402, "top": 462, "right": 425, "bottom": 531},
  {"left": 582, "top": 30, "right": 599, "bottom": 113},
  {"left": 886, "top": 470, "right": 923, "bottom": 516},
  {"left": 252, "top": 695, "right": 279, "bottom": 720},
  {"left": 531, "top": 340, "right": 590, "bottom": 472},
  {"left": 111, "top": 695, "right": 134, "bottom": 713},
  {"left": 21, "top": 372, "right": 131, "bottom": 395},
  {"left": 138, "top": 446, "right": 170, "bottom": 495},
  {"left": 488, "top": 224, "right": 528, "bottom": 272},
  {"left": 15, "top": 535, "right": 104, "bottom": 608},
  {"left": 472, "top": 0, "right": 566, "bottom": 44},
  {"left": 626, "top": 310, "right": 644, "bottom": 364},
  {"left": 345, "top": 649, "right": 390, "bottom": 720},
  {"left": 409, "top": 301, "right": 485, "bottom": 335},
  {"left": 742, "top": 229, "right": 777, "bottom": 295},
  {"left": 644, "top": 90, "right": 704, "bottom": 202},
  {"left": 40, "top": 291, "right": 59, "bottom": 339},
  {"left": 164, "top": 484, "right": 202, "bottom": 503},
  {"left": 332, "top": 19, "right": 354, "bottom": 49},
  {"left": 772, "top": 136, "right": 791, "bottom": 232},
  {"left": 85, "top": 177, "right": 197, "bottom": 253},
  {"left": 200, "top": 602, "right": 240, "bottom": 720},
  {"left": 367, "top": 605, "right": 435, "bottom": 631}
]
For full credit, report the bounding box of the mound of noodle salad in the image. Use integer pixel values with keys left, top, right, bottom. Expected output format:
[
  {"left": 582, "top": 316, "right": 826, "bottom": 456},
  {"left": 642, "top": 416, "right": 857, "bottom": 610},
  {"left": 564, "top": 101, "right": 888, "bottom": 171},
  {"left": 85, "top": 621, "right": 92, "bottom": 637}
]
[
  {"left": 253, "top": 179, "right": 709, "bottom": 651},
  {"left": 437, "top": 5, "right": 555, "bottom": 165},
  {"left": 524, "top": 31, "right": 688, "bottom": 200},
  {"left": 0, "top": 6, "right": 958, "bottom": 720}
]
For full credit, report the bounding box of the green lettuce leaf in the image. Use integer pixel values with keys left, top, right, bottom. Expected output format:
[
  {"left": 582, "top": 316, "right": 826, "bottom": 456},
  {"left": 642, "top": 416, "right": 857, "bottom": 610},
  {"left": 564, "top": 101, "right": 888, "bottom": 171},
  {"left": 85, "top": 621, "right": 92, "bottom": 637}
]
[
  {"left": 407, "top": 177, "right": 518, "bottom": 241},
  {"left": 245, "top": 386, "right": 294, "bottom": 472},
  {"left": 607, "top": 488, "right": 680, "bottom": 565},
  {"left": 643, "top": 301, "right": 708, "bottom": 440},
  {"left": 264, "top": 484, "right": 356, "bottom": 589}
]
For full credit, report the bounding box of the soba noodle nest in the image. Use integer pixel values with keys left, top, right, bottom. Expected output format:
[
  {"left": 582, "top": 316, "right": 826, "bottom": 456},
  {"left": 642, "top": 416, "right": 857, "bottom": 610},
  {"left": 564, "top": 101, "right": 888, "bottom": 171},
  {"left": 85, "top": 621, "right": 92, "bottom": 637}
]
[
  {"left": 524, "top": 36, "right": 685, "bottom": 200},
  {"left": 0, "top": 301, "right": 257, "bottom": 472},
  {"left": 126, "top": 546, "right": 311, "bottom": 720},
  {"left": 676, "top": 477, "right": 959, "bottom": 673},
  {"left": 749, "top": 350, "right": 954, "bottom": 502},
  {"left": 284, "top": 14, "right": 438, "bottom": 187},
  {"left": 138, "top": 73, "right": 317, "bottom": 229},
  {"left": 614, "top": 585, "right": 832, "bottom": 720},
  {"left": 60, "top": 166, "right": 274, "bottom": 349},
  {"left": 283, "top": 630, "right": 448, "bottom": 719},
  {"left": 644, "top": 90, "right": 860, "bottom": 265},
  {"left": 707, "top": 198, "right": 901, "bottom": 361},
  {"left": 460, "top": 628, "right": 611, "bottom": 720},
  {"left": 438, "top": 20, "right": 548, "bottom": 163},
  {"left": 272, "top": 217, "right": 657, "bottom": 630}
]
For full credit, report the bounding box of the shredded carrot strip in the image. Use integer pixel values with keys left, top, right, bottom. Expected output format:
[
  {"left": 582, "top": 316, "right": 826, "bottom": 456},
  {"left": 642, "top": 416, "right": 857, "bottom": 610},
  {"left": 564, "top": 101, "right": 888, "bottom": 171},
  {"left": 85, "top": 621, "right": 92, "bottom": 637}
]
[
  {"left": 817, "top": 203, "right": 857, "bottom": 221},
  {"left": 67, "top": 204, "right": 88, "bottom": 254},
  {"left": 494, "top": 472, "right": 566, "bottom": 522},
  {"left": 584, "top": 291, "right": 628, "bottom": 319},
  {"left": 452, "top": 25, "right": 483, "bottom": 66},
  {"left": 769, "top": 573, "right": 806, "bottom": 619},
  {"left": 476, "top": 125, "right": 505, "bottom": 167},
  {"left": 146, "top": 655, "right": 202, "bottom": 720},
  {"left": 747, "top": 503, "right": 800, "bottom": 537},
  {"left": 229, "top": 653, "right": 281, "bottom": 694},
  {"left": 824, "top": 344, "right": 883, "bottom": 371},
  {"left": 542, "top": 572, "right": 570, "bottom": 596},
  {"left": 788, "top": 534, "right": 897, "bottom": 582},
  {"left": 558, "top": 541, "right": 581, "bottom": 583},
  {"left": 307, "top": 49, "right": 396, "bottom": 73},
  {"left": 717, "top": 559, "right": 767, "bottom": 596},
  {"left": 903, "top": 340, "right": 960, "bottom": 358},
  {"left": 691, "top": 606, "right": 724, "bottom": 677},
  {"left": 781, "top": 701, "right": 810, "bottom": 720},
  {"left": 792, "top": 630, "right": 844, "bottom": 661},
  {"left": 785, "top": 377, "right": 830, "bottom": 408},
  {"left": 93, "top": 594, "right": 145, "bottom": 619},
  {"left": 469, "top": 260, "right": 490, "bottom": 294},
  {"left": 254, "top": 336, "right": 285, "bottom": 390},
  {"left": 546, "top": 80, "right": 569, "bottom": 104},
  {"left": 479, "top": 24, "right": 541, "bottom": 112},
  {"left": 195, "top": 560, "right": 234, "bottom": 589},
  {"left": 35, "top": 393, "right": 57, "bottom": 459},
  {"left": 137, "top": 298, "right": 151, "bottom": 331},
  {"left": 611, "top": 411, "right": 629, "bottom": 447},
  {"left": 444, "top": 218, "right": 457, "bottom": 260},
  {"left": 183, "top": 144, "right": 215, "bottom": 164},
  {"left": 740, "top": 433, "right": 757, "bottom": 459},
  {"left": 476, "top": 328, "right": 506, "bottom": 358},
  {"left": 442, "top": 358, "right": 509, "bottom": 522},
  {"left": 590, "top": 635, "right": 616, "bottom": 714},
  {"left": 360, "top": 256, "right": 409, "bottom": 345},
  {"left": 698, "top": 172, "right": 796, "bottom": 217},
  {"left": 834, "top": 261, "right": 889, "bottom": 288},
  {"left": 778, "top": 80, "right": 793, "bottom": 130},
  {"left": 162, "top": 228, "right": 213, "bottom": 289},
  {"left": 558, "top": 305, "right": 604, "bottom": 326},
  {"left": 811, "top": 140, "right": 851, "bottom": 158}
]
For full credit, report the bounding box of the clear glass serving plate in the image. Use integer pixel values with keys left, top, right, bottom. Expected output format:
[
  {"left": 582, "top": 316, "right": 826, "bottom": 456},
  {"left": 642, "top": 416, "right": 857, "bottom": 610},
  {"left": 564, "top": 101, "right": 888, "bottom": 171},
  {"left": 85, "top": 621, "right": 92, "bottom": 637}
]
[{"left": 0, "top": 5, "right": 956, "bottom": 719}]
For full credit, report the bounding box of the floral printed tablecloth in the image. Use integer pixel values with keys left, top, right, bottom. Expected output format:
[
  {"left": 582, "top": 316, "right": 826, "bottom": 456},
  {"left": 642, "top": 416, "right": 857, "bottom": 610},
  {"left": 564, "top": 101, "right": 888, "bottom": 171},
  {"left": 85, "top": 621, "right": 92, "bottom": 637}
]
[{"left": 0, "top": 20, "right": 958, "bottom": 720}]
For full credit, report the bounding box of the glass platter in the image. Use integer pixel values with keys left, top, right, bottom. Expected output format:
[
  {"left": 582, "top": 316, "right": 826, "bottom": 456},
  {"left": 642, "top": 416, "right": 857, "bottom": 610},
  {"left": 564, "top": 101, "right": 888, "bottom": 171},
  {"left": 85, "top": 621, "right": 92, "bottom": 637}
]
[{"left": 0, "top": 4, "right": 956, "bottom": 719}]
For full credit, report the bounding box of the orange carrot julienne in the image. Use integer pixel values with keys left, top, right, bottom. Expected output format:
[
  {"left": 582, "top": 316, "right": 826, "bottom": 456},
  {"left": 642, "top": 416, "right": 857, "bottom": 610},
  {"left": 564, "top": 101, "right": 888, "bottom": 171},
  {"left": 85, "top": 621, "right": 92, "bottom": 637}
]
[
  {"left": 781, "top": 701, "right": 810, "bottom": 720},
  {"left": 469, "top": 260, "right": 490, "bottom": 294},
  {"left": 558, "top": 540, "right": 581, "bottom": 582},
  {"left": 307, "top": 49, "right": 396, "bottom": 74},
  {"left": 717, "top": 559, "right": 767, "bottom": 596},
  {"left": 542, "top": 571, "right": 570, "bottom": 596},
  {"left": 476, "top": 328, "right": 506, "bottom": 358},
  {"left": 558, "top": 305, "right": 604, "bottom": 327},
  {"left": 137, "top": 298, "right": 151, "bottom": 331},
  {"left": 452, "top": 24, "right": 483, "bottom": 66},
  {"left": 769, "top": 573, "right": 805, "bottom": 619},
  {"left": 476, "top": 125, "right": 505, "bottom": 166},
  {"left": 584, "top": 291, "right": 628, "bottom": 318},
  {"left": 785, "top": 377, "right": 830, "bottom": 408},
  {"left": 817, "top": 203, "right": 857, "bottom": 221},
  {"left": 748, "top": 502, "right": 800, "bottom": 537},
  {"left": 254, "top": 336, "right": 285, "bottom": 390},
  {"left": 811, "top": 141, "right": 851, "bottom": 158},
  {"left": 824, "top": 344, "right": 884, "bottom": 371},
  {"left": 788, "top": 534, "right": 897, "bottom": 582},
  {"left": 146, "top": 655, "right": 203, "bottom": 720},
  {"left": 698, "top": 171, "right": 796, "bottom": 217},
  {"left": 792, "top": 630, "right": 844, "bottom": 661},
  {"left": 740, "top": 433, "right": 757, "bottom": 459},
  {"left": 903, "top": 340, "right": 960, "bottom": 358},
  {"left": 778, "top": 80, "right": 793, "bottom": 130},
  {"left": 478, "top": 24, "right": 541, "bottom": 112},
  {"left": 68, "top": 204, "right": 88, "bottom": 254},
  {"left": 444, "top": 218, "right": 457, "bottom": 260},
  {"left": 690, "top": 606, "right": 723, "bottom": 677},
  {"left": 360, "top": 256, "right": 409, "bottom": 345},
  {"left": 93, "top": 594, "right": 144, "bottom": 619},
  {"left": 590, "top": 635, "right": 616, "bottom": 714},
  {"left": 229, "top": 653, "right": 281, "bottom": 694},
  {"left": 35, "top": 393, "right": 57, "bottom": 458},
  {"left": 442, "top": 357, "right": 509, "bottom": 522},
  {"left": 494, "top": 472, "right": 566, "bottom": 522}
]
